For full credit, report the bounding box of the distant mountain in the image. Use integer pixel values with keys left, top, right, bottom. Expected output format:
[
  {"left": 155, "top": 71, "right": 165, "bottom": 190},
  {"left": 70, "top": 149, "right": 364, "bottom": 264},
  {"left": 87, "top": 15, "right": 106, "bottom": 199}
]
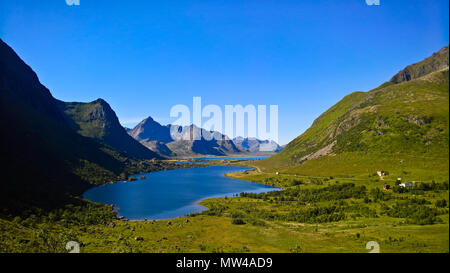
[
  {"left": 0, "top": 39, "right": 160, "bottom": 211},
  {"left": 232, "top": 137, "right": 283, "bottom": 153},
  {"left": 167, "top": 124, "right": 241, "bottom": 156},
  {"left": 58, "top": 99, "right": 161, "bottom": 160},
  {"left": 258, "top": 45, "right": 449, "bottom": 179},
  {"left": 129, "top": 118, "right": 243, "bottom": 157},
  {"left": 128, "top": 116, "right": 173, "bottom": 143}
]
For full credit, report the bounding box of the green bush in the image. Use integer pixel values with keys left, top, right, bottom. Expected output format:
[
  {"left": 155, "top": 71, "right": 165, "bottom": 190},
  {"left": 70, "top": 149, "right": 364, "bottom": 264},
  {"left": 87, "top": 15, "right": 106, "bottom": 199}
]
[
  {"left": 435, "top": 199, "right": 447, "bottom": 208},
  {"left": 231, "top": 219, "right": 246, "bottom": 225}
]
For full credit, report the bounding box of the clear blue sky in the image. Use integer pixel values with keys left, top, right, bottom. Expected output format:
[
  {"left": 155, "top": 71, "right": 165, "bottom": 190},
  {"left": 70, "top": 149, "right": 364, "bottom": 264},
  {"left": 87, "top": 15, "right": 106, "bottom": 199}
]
[{"left": 0, "top": 0, "right": 448, "bottom": 145}]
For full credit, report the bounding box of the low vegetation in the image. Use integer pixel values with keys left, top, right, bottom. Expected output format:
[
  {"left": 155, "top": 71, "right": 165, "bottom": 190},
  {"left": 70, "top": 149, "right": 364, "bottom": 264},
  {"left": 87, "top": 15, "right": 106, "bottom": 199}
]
[{"left": 1, "top": 168, "right": 448, "bottom": 253}]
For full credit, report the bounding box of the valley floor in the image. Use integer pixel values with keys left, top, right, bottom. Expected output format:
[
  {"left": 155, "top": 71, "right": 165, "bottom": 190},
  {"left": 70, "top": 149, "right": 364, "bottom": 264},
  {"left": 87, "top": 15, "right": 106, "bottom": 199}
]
[
  {"left": 0, "top": 165, "right": 448, "bottom": 253},
  {"left": 74, "top": 215, "right": 450, "bottom": 253}
]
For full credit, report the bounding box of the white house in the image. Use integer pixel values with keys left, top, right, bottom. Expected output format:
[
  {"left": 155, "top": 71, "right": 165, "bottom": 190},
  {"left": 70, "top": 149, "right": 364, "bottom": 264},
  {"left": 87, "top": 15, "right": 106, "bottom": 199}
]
[{"left": 399, "top": 182, "right": 413, "bottom": 188}]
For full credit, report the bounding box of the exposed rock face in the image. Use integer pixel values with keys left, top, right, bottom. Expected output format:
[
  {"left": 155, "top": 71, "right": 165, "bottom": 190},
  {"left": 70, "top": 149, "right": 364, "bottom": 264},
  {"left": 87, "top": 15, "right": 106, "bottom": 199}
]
[
  {"left": 390, "top": 46, "right": 449, "bottom": 84},
  {"left": 129, "top": 117, "right": 237, "bottom": 156},
  {"left": 128, "top": 117, "right": 173, "bottom": 143},
  {"left": 161, "top": 124, "right": 241, "bottom": 156},
  {"left": 142, "top": 141, "right": 174, "bottom": 157},
  {"left": 300, "top": 141, "right": 336, "bottom": 162},
  {"left": 128, "top": 117, "right": 282, "bottom": 157},
  {"left": 232, "top": 137, "right": 283, "bottom": 153}
]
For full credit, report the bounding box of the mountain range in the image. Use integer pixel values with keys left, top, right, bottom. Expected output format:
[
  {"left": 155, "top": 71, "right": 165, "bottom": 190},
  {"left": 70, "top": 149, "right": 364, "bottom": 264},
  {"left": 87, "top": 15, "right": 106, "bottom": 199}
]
[
  {"left": 232, "top": 137, "right": 283, "bottom": 153},
  {"left": 1, "top": 36, "right": 448, "bottom": 210},
  {"left": 128, "top": 117, "right": 282, "bottom": 157},
  {"left": 0, "top": 36, "right": 281, "bottom": 212}
]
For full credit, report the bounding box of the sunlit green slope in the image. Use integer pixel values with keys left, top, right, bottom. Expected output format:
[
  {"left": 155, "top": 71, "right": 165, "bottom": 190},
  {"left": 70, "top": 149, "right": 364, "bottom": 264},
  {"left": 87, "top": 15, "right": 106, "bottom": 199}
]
[{"left": 258, "top": 46, "right": 449, "bottom": 180}]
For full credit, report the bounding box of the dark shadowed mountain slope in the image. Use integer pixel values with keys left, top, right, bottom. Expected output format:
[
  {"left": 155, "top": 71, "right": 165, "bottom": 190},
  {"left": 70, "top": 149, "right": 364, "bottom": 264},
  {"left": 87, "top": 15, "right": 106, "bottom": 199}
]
[
  {"left": 59, "top": 99, "right": 162, "bottom": 160},
  {"left": 257, "top": 46, "right": 449, "bottom": 180},
  {"left": 0, "top": 39, "right": 120, "bottom": 210},
  {"left": 0, "top": 39, "right": 159, "bottom": 212},
  {"left": 141, "top": 141, "right": 175, "bottom": 157}
]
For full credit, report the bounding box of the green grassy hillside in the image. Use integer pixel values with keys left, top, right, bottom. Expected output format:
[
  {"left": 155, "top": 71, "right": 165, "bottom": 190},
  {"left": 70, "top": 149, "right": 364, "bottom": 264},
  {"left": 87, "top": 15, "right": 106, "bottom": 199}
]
[
  {"left": 258, "top": 46, "right": 449, "bottom": 181},
  {"left": 60, "top": 100, "right": 162, "bottom": 160}
]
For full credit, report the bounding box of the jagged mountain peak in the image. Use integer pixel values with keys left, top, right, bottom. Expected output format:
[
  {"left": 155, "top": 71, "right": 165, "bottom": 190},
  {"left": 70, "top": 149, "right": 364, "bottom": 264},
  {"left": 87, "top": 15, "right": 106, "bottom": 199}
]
[{"left": 129, "top": 116, "right": 173, "bottom": 143}]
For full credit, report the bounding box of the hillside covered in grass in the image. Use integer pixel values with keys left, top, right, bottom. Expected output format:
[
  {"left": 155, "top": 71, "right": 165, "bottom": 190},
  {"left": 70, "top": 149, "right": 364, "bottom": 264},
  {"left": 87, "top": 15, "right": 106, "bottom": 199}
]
[
  {"left": 258, "top": 46, "right": 449, "bottom": 181},
  {"left": 59, "top": 99, "right": 162, "bottom": 160}
]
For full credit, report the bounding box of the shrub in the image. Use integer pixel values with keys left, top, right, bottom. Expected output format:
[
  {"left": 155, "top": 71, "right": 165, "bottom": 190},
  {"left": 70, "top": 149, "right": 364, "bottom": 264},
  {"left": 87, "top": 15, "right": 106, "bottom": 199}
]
[
  {"left": 435, "top": 199, "right": 447, "bottom": 208},
  {"left": 231, "top": 219, "right": 246, "bottom": 225}
]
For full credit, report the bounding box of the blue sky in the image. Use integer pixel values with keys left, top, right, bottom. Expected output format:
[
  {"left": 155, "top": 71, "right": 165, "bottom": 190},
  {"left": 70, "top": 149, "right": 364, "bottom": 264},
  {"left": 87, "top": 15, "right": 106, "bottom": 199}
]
[{"left": 0, "top": 0, "right": 448, "bottom": 145}]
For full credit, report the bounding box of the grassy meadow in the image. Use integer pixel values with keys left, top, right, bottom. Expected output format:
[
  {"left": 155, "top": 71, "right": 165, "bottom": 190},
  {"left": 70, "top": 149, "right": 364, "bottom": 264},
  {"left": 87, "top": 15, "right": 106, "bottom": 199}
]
[{"left": 1, "top": 162, "right": 448, "bottom": 253}]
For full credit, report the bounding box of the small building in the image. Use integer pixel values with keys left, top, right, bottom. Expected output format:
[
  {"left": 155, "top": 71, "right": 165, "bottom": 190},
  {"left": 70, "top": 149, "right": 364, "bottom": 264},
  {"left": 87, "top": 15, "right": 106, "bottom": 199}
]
[
  {"left": 377, "top": 170, "right": 387, "bottom": 177},
  {"left": 383, "top": 184, "right": 390, "bottom": 190},
  {"left": 399, "top": 182, "right": 413, "bottom": 188},
  {"left": 396, "top": 178, "right": 402, "bottom": 183}
]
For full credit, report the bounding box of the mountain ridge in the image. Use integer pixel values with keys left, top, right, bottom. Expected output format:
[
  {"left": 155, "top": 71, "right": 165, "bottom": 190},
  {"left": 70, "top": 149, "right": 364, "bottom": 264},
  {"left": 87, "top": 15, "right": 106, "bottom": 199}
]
[
  {"left": 232, "top": 137, "right": 283, "bottom": 153},
  {"left": 58, "top": 99, "right": 162, "bottom": 160},
  {"left": 390, "top": 45, "right": 449, "bottom": 84},
  {"left": 257, "top": 45, "right": 449, "bottom": 180},
  {"left": 128, "top": 117, "right": 281, "bottom": 157},
  {"left": 0, "top": 38, "right": 163, "bottom": 211}
]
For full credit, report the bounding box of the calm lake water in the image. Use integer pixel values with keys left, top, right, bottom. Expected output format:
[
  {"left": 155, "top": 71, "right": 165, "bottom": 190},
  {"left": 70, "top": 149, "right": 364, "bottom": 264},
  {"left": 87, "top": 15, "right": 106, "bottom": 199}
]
[
  {"left": 84, "top": 166, "right": 278, "bottom": 220},
  {"left": 179, "top": 155, "right": 272, "bottom": 164},
  {"left": 197, "top": 155, "right": 272, "bottom": 161}
]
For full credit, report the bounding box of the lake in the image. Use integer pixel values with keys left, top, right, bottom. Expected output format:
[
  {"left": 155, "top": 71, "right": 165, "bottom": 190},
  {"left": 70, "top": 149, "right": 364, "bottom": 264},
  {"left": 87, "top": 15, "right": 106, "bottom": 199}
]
[
  {"left": 196, "top": 155, "right": 272, "bottom": 161},
  {"left": 84, "top": 166, "right": 279, "bottom": 220},
  {"left": 179, "top": 155, "right": 272, "bottom": 164}
]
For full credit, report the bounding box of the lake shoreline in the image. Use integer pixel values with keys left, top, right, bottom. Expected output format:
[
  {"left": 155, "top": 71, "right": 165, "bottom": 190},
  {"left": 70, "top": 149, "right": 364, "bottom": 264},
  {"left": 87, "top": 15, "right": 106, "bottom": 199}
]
[{"left": 84, "top": 164, "right": 279, "bottom": 222}]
